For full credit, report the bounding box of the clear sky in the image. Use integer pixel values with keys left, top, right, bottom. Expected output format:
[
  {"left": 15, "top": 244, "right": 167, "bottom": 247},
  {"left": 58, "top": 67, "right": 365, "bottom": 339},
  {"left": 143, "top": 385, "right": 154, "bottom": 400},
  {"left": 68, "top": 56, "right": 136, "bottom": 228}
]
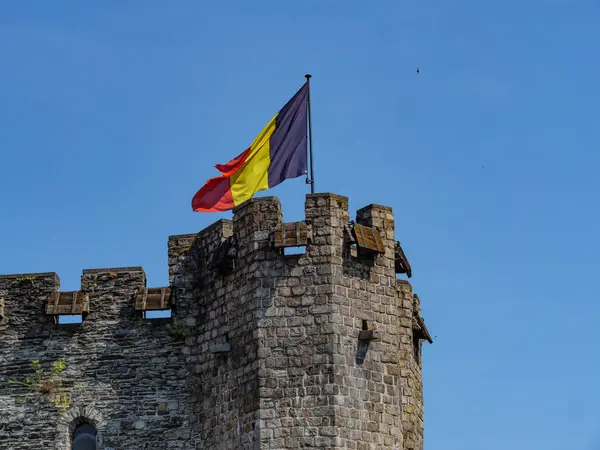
[{"left": 1, "top": 1, "right": 599, "bottom": 449}]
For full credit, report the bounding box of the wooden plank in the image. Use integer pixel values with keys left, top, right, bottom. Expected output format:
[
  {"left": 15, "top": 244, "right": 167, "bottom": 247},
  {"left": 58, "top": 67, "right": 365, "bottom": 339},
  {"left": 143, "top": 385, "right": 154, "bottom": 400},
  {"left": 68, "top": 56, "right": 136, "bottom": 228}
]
[
  {"left": 413, "top": 315, "right": 433, "bottom": 343},
  {"left": 353, "top": 224, "right": 385, "bottom": 254},
  {"left": 371, "top": 227, "right": 383, "bottom": 253},
  {"left": 45, "top": 291, "right": 62, "bottom": 315},
  {"left": 70, "top": 291, "right": 78, "bottom": 314},
  {"left": 358, "top": 225, "right": 370, "bottom": 249},
  {"left": 136, "top": 287, "right": 171, "bottom": 310},
  {"left": 46, "top": 291, "right": 89, "bottom": 315},
  {"left": 289, "top": 222, "right": 306, "bottom": 246},
  {"left": 53, "top": 291, "right": 60, "bottom": 312},
  {"left": 395, "top": 241, "right": 412, "bottom": 277},
  {"left": 55, "top": 304, "right": 75, "bottom": 314},
  {"left": 274, "top": 227, "right": 283, "bottom": 247},
  {"left": 274, "top": 222, "right": 308, "bottom": 248},
  {"left": 145, "top": 294, "right": 162, "bottom": 310},
  {"left": 354, "top": 224, "right": 365, "bottom": 248}
]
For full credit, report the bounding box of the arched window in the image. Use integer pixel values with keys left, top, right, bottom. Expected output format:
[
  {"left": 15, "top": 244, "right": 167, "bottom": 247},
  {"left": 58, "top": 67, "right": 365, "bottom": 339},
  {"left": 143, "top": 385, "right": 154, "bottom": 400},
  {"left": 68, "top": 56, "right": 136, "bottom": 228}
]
[{"left": 72, "top": 423, "right": 96, "bottom": 450}]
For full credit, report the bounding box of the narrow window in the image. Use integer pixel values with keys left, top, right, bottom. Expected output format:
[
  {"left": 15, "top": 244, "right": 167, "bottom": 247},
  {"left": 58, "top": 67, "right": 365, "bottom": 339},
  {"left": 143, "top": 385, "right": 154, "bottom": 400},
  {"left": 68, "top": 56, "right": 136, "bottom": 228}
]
[
  {"left": 72, "top": 423, "right": 96, "bottom": 450},
  {"left": 412, "top": 332, "right": 421, "bottom": 366},
  {"left": 57, "top": 314, "right": 83, "bottom": 325},
  {"left": 143, "top": 309, "right": 172, "bottom": 320},
  {"left": 283, "top": 246, "right": 306, "bottom": 256}
]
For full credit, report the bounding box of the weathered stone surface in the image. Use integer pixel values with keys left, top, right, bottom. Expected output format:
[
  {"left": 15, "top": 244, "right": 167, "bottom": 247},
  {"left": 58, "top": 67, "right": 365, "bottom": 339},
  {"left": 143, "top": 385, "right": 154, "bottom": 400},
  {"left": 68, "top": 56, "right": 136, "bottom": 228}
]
[{"left": 0, "top": 193, "right": 430, "bottom": 450}]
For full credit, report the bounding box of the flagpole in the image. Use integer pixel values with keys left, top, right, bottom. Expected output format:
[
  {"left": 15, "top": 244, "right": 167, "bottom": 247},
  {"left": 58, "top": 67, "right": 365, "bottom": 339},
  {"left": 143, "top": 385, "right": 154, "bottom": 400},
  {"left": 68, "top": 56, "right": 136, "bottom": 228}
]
[{"left": 305, "top": 74, "right": 315, "bottom": 194}]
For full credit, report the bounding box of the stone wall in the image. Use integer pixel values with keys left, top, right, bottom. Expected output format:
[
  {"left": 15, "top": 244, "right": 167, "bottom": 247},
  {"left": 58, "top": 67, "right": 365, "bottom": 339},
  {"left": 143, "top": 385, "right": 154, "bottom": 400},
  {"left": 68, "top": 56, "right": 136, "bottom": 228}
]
[
  {"left": 0, "top": 268, "right": 195, "bottom": 450},
  {"left": 168, "top": 217, "right": 259, "bottom": 450},
  {"left": 396, "top": 283, "right": 425, "bottom": 450},
  {"left": 0, "top": 192, "right": 431, "bottom": 450},
  {"left": 256, "top": 194, "right": 345, "bottom": 448},
  {"left": 329, "top": 203, "right": 404, "bottom": 450}
]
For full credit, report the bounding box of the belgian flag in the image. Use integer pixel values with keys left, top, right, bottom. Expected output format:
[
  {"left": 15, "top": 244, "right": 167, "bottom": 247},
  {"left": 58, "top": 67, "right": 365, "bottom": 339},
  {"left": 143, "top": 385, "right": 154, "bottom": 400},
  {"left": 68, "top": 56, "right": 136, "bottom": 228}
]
[{"left": 191, "top": 83, "right": 309, "bottom": 212}]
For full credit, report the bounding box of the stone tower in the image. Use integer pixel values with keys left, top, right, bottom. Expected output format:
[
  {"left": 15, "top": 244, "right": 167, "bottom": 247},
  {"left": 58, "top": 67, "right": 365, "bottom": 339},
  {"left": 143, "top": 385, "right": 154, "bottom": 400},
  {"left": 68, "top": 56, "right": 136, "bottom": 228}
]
[{"left": 0, "top": 193, "right": 431, "bottom": 450}]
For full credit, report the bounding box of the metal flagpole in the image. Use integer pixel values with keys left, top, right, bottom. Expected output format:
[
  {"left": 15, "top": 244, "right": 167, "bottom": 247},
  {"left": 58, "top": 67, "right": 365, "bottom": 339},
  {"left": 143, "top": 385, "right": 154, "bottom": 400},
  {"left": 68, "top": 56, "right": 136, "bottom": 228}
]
[{"left": 305, "top": 74, "right": 315, "bottom": 194}]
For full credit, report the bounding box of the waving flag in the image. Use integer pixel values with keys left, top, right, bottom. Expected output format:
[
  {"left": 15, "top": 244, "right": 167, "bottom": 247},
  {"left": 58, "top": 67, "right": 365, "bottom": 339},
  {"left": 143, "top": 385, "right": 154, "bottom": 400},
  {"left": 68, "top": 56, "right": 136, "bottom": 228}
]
[{"left": 192, "top": 83, "right": 309, "bottom": 212}]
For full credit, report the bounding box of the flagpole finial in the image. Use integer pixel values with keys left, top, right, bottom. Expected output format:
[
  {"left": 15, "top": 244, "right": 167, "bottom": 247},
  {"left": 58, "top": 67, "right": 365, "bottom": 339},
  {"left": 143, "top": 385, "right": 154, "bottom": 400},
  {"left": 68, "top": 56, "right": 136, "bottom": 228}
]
[{"left": 305, "top": 74, "right": 312, "bottom": 80}]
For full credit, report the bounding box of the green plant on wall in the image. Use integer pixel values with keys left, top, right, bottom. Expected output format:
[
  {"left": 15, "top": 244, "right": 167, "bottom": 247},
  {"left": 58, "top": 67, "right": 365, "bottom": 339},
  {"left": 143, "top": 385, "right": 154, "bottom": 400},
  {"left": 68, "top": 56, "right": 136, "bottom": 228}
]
[
  {"left": 11, "top": 276, "right": 37, "bottom": 287},
  {"left": 168, "top": 320, "right": 191, "bottom": 342},
  {"left": 8, "top": 357, "right": 72, "bottom": 413}
]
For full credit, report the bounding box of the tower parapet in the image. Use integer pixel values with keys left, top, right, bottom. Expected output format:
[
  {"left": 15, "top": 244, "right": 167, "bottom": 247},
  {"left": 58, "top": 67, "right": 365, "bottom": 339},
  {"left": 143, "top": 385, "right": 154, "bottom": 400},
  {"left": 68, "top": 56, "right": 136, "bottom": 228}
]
[{"left": 0, "top": 192, "right": 431, "bottom": 450}]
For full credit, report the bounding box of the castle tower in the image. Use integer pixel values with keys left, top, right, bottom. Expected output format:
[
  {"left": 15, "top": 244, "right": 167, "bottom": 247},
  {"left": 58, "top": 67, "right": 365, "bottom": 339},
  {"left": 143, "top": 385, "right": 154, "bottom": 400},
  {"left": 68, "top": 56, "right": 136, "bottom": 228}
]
[{"left": 0, "top": 193, "right": 431, "bottom": 450}]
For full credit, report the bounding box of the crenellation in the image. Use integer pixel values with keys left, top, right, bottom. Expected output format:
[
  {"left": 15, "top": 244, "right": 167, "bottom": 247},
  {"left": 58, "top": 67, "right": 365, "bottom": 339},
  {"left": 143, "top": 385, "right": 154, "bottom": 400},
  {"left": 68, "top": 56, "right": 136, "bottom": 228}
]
[
  {"left": 80, "top": 266, "right": 146, "bottom": 288},
  {"left": 0, "top": 272, "right": 61, "bottom": 337},
  {"left": 0, "top": 192, "right": 431, "bottom": 449},
  {"left": 0, "top": 272, "right": 60, "bottom": 294},
  {"left": 79, "top": 268, "right": 146, "bottom": 324},
  {"left": 233, "top": 196, "right": 282, "bottom": 243},
  {"left": 81, "top": 266, "right": 146, "bottom": 275}
]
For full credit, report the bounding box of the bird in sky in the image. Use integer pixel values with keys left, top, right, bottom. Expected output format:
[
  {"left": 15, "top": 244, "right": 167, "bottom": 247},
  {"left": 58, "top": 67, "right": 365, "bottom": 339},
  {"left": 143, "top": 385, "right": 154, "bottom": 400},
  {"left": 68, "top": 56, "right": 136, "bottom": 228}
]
[{"left": 416, "top": 68, "right": 420, "bottom": 74}]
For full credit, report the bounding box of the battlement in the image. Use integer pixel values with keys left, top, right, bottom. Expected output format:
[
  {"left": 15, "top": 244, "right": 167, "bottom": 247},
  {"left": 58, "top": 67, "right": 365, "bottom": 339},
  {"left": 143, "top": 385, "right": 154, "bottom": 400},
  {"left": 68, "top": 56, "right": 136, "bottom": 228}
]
[
  {"left": 0, "top": 193, "right": 413, "bottom": 328},
  {"left": 0, "top": 193, "right": 430, "bottom": 450}
]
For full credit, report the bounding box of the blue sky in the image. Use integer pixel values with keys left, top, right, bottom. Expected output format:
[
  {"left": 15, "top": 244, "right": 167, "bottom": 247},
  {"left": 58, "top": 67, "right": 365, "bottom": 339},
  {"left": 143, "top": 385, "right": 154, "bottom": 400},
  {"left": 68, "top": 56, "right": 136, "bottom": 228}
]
[{"left": 1, "top": 1, "right": 599, "bottom": 448}]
